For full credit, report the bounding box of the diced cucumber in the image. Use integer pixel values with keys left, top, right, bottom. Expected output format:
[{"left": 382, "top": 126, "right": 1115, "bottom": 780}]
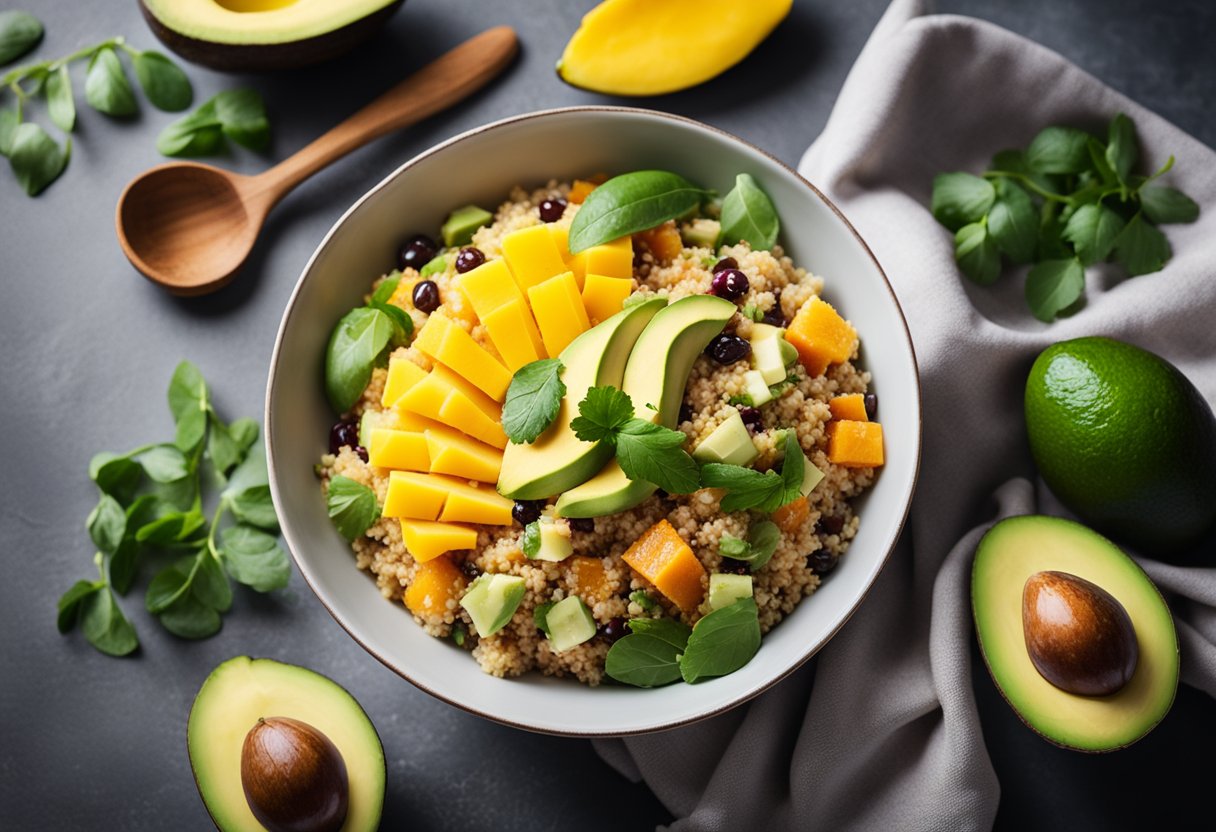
[
  {"left": 460, "top": 573, "right": 526, "bottom": 637},
  {"left": 546, "top": 596, "right": 597, "bottom": 652},
  {"left": 708, "top": 573, "right": 753, "bottom": 611},
  {"left": 692, "top": 410, "right": 758, "bottom": 466},
  {"left": 743, "top": 370, "right": 773, "bottom": 406},
  {"left": 441, "top": 205, "right": 493, "bottom": 247}
]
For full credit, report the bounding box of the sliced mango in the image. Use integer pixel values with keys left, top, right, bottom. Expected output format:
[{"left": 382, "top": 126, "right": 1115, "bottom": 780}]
[
  {"left": 581, "top": 274, "right": 634, "bottom": 325},
  {"left": 557, "top": 0, "right": 792, "bottom": 96},
  {"left": 395, "top": 410, "right": 447, "bottom": 434},
  {"left": 566, "top": 235, "right": 633, "bottom": 288},
  {"left": 458, "top": 258, "right": 524, "bottom": 317},
  {"left": 425, "top": 426, "right": 503, "bottom": 483},
  {"left": 400, "top": 520, "right": 479, "bottom": 563},
  {"left": 396, "top": 365, "right": 507, "bottom": 449},
  {"left": 381, "top": 356, "right": 428, "bottom": 408},
  {"left": 621, "top": 519, "right": 706, "bottom": 613},
  {"left": 827, "top": 420, "right": 884, "bottom": 468},
  {"left": 528, "top": 271, "right": 591, "bottom": 357},
  {"left": 503, "top": 225, "right": 568, "bottom": 291},
  {"left": 383, "top": 470, "right": 449, "bottom": 520},
  {"left": 439, "top": 485, "right": 514, "bottom": 526},
  {"left": 828, "top": 393, "right": 868, "bottom": 422},
  {"left": 404, "top": 557, "right": 467, "bottom": 618},
  {"left": 481, "top": 300, "right": 548, "bottom": 372},
  {"left": 384, "top": 471, "right": 513, "bottom": 524},
  {"left": 367, "top": 429, "right": 429, "bottom": 472},
  {"left": 413, "top": 311, "right": 513, "bottom": 402},
  {"left": 786, "top": 296, "right": 858, "bottom": 377}
]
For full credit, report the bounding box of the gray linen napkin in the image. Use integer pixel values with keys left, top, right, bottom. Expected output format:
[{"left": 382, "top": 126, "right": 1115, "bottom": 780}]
[{"left": 594, "top": 1, "right": 1216, "bottom": 828}]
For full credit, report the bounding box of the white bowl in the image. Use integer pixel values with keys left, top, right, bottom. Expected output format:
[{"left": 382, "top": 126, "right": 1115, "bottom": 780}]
[{"left": 266, "top": 107, "right": 921, "bottom": 736}]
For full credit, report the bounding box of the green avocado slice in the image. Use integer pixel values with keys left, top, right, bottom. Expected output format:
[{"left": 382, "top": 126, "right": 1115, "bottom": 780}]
[{"left": 972, "top": 515, "right": 1178, "bottom": 752}]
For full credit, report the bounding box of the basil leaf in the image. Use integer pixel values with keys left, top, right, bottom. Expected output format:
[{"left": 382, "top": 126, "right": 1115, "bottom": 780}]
[
  {"left": 522, "top": 521, "right": 541, "bottom": 558},
  {"left": 214, "top": 88, "right": 269, "bottom": 150},
  {"left": 1025, "top": 257, "right": 1085, "bottom": 322},
  {"left": 502, "top": 358, "right": 567, "bottom": 444},
  {"left": 369, "top": 300, "right": 412, "bottom": 347},
  {"left": 80, "top": 587, "right": 139, "bottom": 656},
  {"left": 193, "top": 554, "right": 233, "bottom": 613},
  {"left": 84, "top": 47, "right": 137, "bottom": 117},
  {"left": 953, "top": 222, "right": 1001, "bottom": 285},
  {"left": 1062, "top": 203, "right": 1125, "bottom": 265},
  {"left": 930, "top": 172, "right": 995, "bottom": 231},
  {"left": 132, "top": 50, "right": 192, "bottom": 111},
  {"left": 1105, "top": 113, "right": 1138, "bottom": 185},
  {"left": 87, "top": 495, "right": 127, "bottom": 556},
  {"left": 58, "top": 580, "right": 102, "bottom": 633},
  {"left": 1139, "top": 186, "right": 1199, "bottom": 225},
  {"left": 326, "top": 475, "right": 379, "bottom": 541},
  {"left": 0, "top": 10, "right": 43, "bottom": 65},
  {"left": 678, "top": 597, "right": 761, "bottom": 683},
  {"left": 226, "top": 484, "right": 279, "bottom": 532},
  {"left": 325, "top": 307, "right": 398, "bottom": 413},
  {"left": 139, "top": 444, "right": 190, "bottom": 483},
  {"left": 626, "top": 617, "right": 691, "bottom": 650},
  {"left": 0, "top": 105, "right": 20, "bottom": 156},
  {"left": 605, "top": 633, "right": 684, "bottom": 687},
  {"left": 145, "top": 557, "right": 194, "bottom": 613},
  {"left": 1112, "top": 213, "right": 1171, "bottom": 277},
  {"left": 89, "top": 452, "right": 143, "bottom": 502},
  {"left": 220, "top": 525, "right": 290, "bottom": 592},
  {"left": 46, "top": 64, "right": 75, "bottom": 132},
  {"left": 1027, "top": 126, "right": 1093, "bottom": 174},
  {"left": 159, "top": 590, "right": 222, "bottom": 639},
  {"left": 718, "top": 173, "right": 779, "bottom": 251},
  {"left": 8, "top": 122, "right": 69, "bottom": 195},
  {"left": 568, "top": 170, "right": 708, "bottom": 253},
  {"left": 987, "top": 179, "right": 1037, "bottom": 263}
]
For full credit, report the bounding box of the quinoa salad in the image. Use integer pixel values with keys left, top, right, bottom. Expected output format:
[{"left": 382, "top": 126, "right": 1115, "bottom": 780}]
[{"left": 318, "top": 171, "right": 886, "bottom": 687}]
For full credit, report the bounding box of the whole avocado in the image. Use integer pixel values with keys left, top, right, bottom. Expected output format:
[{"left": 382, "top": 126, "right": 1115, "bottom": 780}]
[{"left": 1025, "top": 336, "right": 1216, "bottom": 560}]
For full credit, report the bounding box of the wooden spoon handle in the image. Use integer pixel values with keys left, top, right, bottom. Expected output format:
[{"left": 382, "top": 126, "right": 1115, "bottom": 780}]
[{"left": 251, "top": 26, "right": 518, "bottom": 204}]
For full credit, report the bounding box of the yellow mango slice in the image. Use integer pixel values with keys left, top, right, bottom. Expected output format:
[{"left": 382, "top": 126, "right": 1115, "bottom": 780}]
[
  {"left": 400, "top": 520, "right": 479, "bottom": 563},
  {"left": 583, "top": 236, "right": 634, "bottom": 278},
  {"left": 557, "top": 0, "right": 792, "bottom": 96},
  {"left": 383, "top": 471, "right": 449, "bottom": 520},
  {"left": 458, "top": 258, "right": 524, "bottom": 317},
  {"left": 528, "top": 271, "right": 591, "bottom": 357},
  {"left": 413, "top": 311, "right": 512, "bottom": 402},
  {"left": 367, "top": 429, "right": 429, "bottom": 472},
  {"left": 394, "top": 370, "right": 451, "bottom": 423},
  {"left": 425, "top": 426, "right": 503, "bottom": 483},
  {"left": 381, "top": 356, "right": 428, "bottom": 408},
  {"left": 395, "top": 410, "right": 447, "bottom": 433},
  {"left": 581, "top": 274, "right": 633, "bottom": 325},
  {"left": 404, "top": 557, "right": 467, "bottom": 618},
  {"left": 439, "top": 484, "right": 514, "bottom": 526},
  {"left": 481, "top": 301, "right": 547, "bottom": 371},
  {"left": 503, "top": 225, "right": 568, "bottom": 290}
]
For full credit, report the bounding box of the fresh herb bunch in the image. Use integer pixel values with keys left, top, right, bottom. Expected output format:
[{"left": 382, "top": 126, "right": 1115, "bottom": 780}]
[
  {"left": 157, "top": 88, "right": 270, "bottom": 157},
  {"left": 57, "top": 361, "right": 290, "bottom": 657},
  {"left": 0, "top": 11, "right": 193, "bottom": 195},
  {"left": 932, "top": 113, "right": 1199, "bottom": 321}
]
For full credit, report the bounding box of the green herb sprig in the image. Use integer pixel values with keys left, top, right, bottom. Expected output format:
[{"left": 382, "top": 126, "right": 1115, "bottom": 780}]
[
  {"left": 0, "top": 12, "right": 192, "bottom": 195},
  {"left": 700, "top": 430, "right": 804, "bottom": 513},
  {"left": 931, "top": 113, "right": 1199, "bottom": 321},
  {"left": 57, "top": 361, "right": 290, "bottom": 656},
  {"left": 325, "top": 273, "right": 414, "bottom": 413},
  {"left": 157, "top": 88, "right": 270, "bottom": 157},
  {"left": 325, "top": 476, "right": 380, "bottom": 541},
  {"left": 502, "top": 358, "right": 566, "bottom": 444},
  {"left": 718, "top": 520, "right": 780, "bottom": 572},
  {"left": 570, "top": 386, "right": 701, "bottom": 495},
  {"left": 718, "top": 173, "right": 780, "bottom": 251},
  {"left": 568, "top": 170, "right": 710, "bottom": 253}
]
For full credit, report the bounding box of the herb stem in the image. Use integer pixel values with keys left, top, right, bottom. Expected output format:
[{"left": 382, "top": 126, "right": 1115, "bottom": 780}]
[
  {"left": 983, "top": 170, "right": 1074, "bottom": 204},
  {"left": 206, "top": 500, "right": 228, "bottom": 560},
  {"left": 0, "top": 37, "right": 122, "bottom": 87}
]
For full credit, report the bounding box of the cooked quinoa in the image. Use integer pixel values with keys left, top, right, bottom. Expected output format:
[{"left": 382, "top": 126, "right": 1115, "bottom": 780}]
[{"left": 318, "top": 180, "right": 876, "bottom": 686}]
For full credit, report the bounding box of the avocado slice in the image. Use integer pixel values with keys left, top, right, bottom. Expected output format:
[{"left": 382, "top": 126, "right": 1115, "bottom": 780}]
[
  {"left": 556, "top": 295, "right": 735, "bottom": 517},
  {"left": 460, "top": 573, "right": 527, "bottom": 637},
  {"left": 708, "top": 573, "right": 753, "bottom": 611},
  {"left": 498, "top": 298, "right": 666, "bottom": 500},
  {"left": 188, "top": 656, "right": 384, "bottom": 832},
  {"left": 692, "top": 409, "right": 758, "bottom": 466},
  {"left": 441, "top": 205, "right": 494, "bottom": 248},
  {"left": 545, "top": 595, "right": 597, "bottom": 652},
  {"left": 140, "top": 0, "right": 403, "bottom": 72},
  {"left": 972, "top": 515, "right": 1178, "bottom": 752}
]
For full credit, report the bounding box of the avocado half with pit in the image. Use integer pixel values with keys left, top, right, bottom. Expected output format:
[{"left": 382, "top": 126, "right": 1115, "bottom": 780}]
[
  {"left": 972, "top": 515, "right": 1178, "bottom": 752},
  {"left": 140, "top": 0, "right": 405, "bottom": 72},
  {"left": 188, "top": 656, "right": 385, "bottom": 831}
]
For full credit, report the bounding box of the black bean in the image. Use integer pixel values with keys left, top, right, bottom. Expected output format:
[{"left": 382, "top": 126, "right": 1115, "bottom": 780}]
[
  {"left": 599, "top": 617, "right": 628, "bottom": 644},
  {"left": 711, "top": 257, "right": 738, "bottom": 274},
  {"left": 538, "top": 197, "right": 568, "bottom": 223},
  {"left": 721, "top": 558, "right": 751, "bottom": 575},
  {"left": 820, "top": 514, "right": 846, "bottom": 535},
  {"left": 864, "top": 393, "right": 878, "bottom": 420},
  {"left": 454, "top": 246, "right": 485, "bottom": 274},
  {"left": 412, "top": 279, "right": 441, "bottom": 313},
  {"left": 397, "top": 234, "right": 437, "bottom": 271},
  {"left": 710, "top": 268, "right": 750, "bottom": 301},
  {"left": 706, "top": 334, "right": 751, "bottom": 365},
  {"left": 354, "top": 445, "right": 369, "bottom": 463},
  {"left": 512, "top": 500, "right": 544, "bottom": 526},
  {"left": 329, "top": 420, "right": 359, "bottom": 455},
  {"left": 809, "top": 550, "right": 839, "bottom": 575},
  {"left": 737, "top": 407, "right": 762, "bottom": 432},
  {"left": 678, "top": 403, "right": 693, "bottom": 424},
  {"left": 569, "top": 517, "right": 595, "bottom": 533}
]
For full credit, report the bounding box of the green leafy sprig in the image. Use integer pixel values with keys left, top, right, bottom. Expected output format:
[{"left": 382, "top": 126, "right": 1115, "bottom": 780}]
[
  {"left": 157, "top": 88, "right": 270, "bottom": 157},
  {"left": 718, "top": 520, "right": 780, "bottom": 572},
  {"left": 700, "top": 430, "right": 804, "bottom": 513},
  {"left": 57, "top": 361, "right": 290, "bottom": 656},
  {"left": 502, "top": 358, "right": 566, "bottom": 444},
  {"left": 931, "top": 113, "right": 1199, "bottom": 321},
  {"left": 325, "top": 273, "right": 414, "bottom": 413}
]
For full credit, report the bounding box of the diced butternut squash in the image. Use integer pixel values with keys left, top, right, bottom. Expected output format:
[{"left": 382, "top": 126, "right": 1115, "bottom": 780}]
[
  {"left": 438, "top": 484, "right": 514, "bottom": 526},
  {"left": 458, "top": 258, "right": 524, "bottom": 318},
  {"left": 567, "top": 556, "right": 610, "bottom": 602},
  {"left": 528, "top": 271, "right": 591, "bottom": 357},
  {"left": 621, "top": 519, "right": 706, "bottom": 613},
  {"left": 400, "top": 519, "right": 479, "bottom": 563},
  {"left": 413, "top": 311, "right": 512, "bottom": 401},
  {"left": 828, "top": 393, "right": 868, "bottom": 422},
  {"left": 569, "top": 179, "right": 599, "bottom": 204},
  {"left": 636, "top": 223, "right": 683, "bottom": 263},
  {"left": 381, "top": 356, "right": 428, "bottom": 408},
  {"left": 481, "top": 300, "right": 547, "bottom": 371},
  {"left": 772, "top": 495, "right": 810, "bottom": 534},
  {"left": 404, "top": 556, "right": 467, "bottom": 617},
  {"left": 425, "top": 426, "right": 502, "bottom": 483},
  {"left": 581, "top": 274, "right": 633, "bottom": 325},
  {"left": 827, "top": 420, "right": 884, "bottom": 468},
  {"left": 367, "top": 429, "right": 430, "bottom": 472},
  {"left": 786, "top": 296, "right": 858, "bottom": 377},
  {"left": 503, "top": 225, "right": 568, "bottom": 291},
  {"left": 383, "top": 470, "right": 449, "bottom": 520}
]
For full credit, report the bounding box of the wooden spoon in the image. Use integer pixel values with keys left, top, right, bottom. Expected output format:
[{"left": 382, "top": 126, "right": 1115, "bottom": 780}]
[{"left": 116, "top": 26, "right": 518, "bottom": 296}]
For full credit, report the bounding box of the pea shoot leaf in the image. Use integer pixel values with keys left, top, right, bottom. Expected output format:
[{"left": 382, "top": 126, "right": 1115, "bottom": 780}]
[
  {"left": 931, "top": 172, "right": 995, "bottom": 231},
  {"left": 46, "top": 65, "right": 75, "bottom": 132},
  {"left": 1062, "top": 203, "right": 1125, "bottom": 265},
  {"left": 132, "top": 50, "right": 192, "bottom": 112},
  {"left": 1026, "top": 126, "right": 1092, "bottom": 174},
  {"left": 84, "top": 47, "right": 137, "bottom": 116},
  {"left": 8, "top": 122, "right": 70, "bottom": 195},
  {"left": 1105, "top": 113, "right": 1138, "bottom": 185},
  {"left": 326, "top": 476, "right": 379, "bottom": 541},
  {"left": 1139, "top": 186, "right": 1199, "bottom": 225},
  {"left": 80, "top": 586, "right": 138, "bottom": 656},
  {"left": 0, "top": 10, "right": 43, "bottom": 65},
  {"left": 1113, "top": 213, "right": 1171, "bottom": 277},
  {"left": 953, "top": 222, "right": 1001, "bottom": 285},
  {"left": 986, "top": 179, "right": 1037, "bottom": 263},
  {"left": 220, "top": 525, "right": 290, "bottom": 592}
]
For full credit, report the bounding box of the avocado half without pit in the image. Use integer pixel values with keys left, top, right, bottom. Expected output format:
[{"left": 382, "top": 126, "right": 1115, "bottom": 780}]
[
  {"left": 973, "top": 515, "right": 1178, "bottom": 752},
  {"left": 189, "top": 657, "right": 385, "bottom": 831},
  {"left": 140, "top": 0, "right": 406, "bottom": 72}
]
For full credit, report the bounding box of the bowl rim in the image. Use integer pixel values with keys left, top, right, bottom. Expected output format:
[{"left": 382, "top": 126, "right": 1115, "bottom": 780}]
[{"left": 265, "top": 104, "right": 922, "bottom": 737}]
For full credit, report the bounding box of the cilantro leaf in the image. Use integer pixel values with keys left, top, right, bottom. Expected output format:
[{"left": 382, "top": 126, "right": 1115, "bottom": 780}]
[
  {"left": 615, "top": 420, "right": 701, "bottom": 495},
  {"left": 569, "top": 385, "right": 633, "bottom": 444},
  {"left": 502, "top": 359, "right": 566, "bottom": 444},
  {"left": 1025, "top": 257, "right": 1085, "bottom": 322}
]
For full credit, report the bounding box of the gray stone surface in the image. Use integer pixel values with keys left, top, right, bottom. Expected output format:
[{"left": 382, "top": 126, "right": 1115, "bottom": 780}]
[{"left": 1, "top": 1, "right": 1211, "bottom": 829}]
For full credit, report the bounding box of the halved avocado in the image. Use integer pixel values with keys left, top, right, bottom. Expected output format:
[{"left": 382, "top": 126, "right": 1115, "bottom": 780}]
[
  {"left": 556, "top": 295, "right": 734, "bottom": 517},
  {"left": 972, "top": 515, "right": 1178, "bottom": 752},
  {"left": 140, "top": 0, "right": 404, "bottom": 71},
  {"left": 498, "top": 298, "right": 665, "bottom": 500},
  {"left": 188, "top": 656, "right": 385, "bottom": 831}
]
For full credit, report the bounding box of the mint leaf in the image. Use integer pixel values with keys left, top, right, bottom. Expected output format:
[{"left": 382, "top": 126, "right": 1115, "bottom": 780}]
[
  {"left": 1062, "top": 203, "right": 1125, "bottom": 265},
  {"left": 931, "top": 172, "right": 995, "bottom": 231},
  {"left": 615, "top": 420, "right": 700, "bottom": 495},
  {"left": 568, "top": 170, "right": 709, "bottom": 254},
  {"left": 1027, "top": 126, "right": 1092, "bottom": 174},
  {"left": 502, "top": 359, "right": 566, "bottom": 444},
  {"left": 570, "top": 385, "right": 633, "bottom": 444},
  {"left": 1139, "top": 186, "right": 1199, "bottom": 225},
  {"left": 1112, "top": 213, "right": 1171, "bottom": 277},
  {"left": 1105, "top": 113, "right": 1137, "bottom": 185},
  {"left": 326, "top": 476, "right": 379, "bottom": 541},
  {"left": 953, "top": 222, "right": 1001, "bottom": 284},
  {"left": 987, "top": 179, "right": 1037, "bottom": 263},
  {"left": 678, "top": 597, "right": 761, "bottom": 683},
  {"left": 1025, "top": 258, "right": 1085, "bottom": 322},
  {"left": 718, "top": 173, "right": 779, "bottom": 251}
]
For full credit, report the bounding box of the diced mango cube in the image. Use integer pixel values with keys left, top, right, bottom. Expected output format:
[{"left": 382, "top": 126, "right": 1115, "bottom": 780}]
[
  {"left": 381, "top": 356, "right": 428, "bottom": 408},
  {"left": 827, "top": 420, "right": 884, "bottom": 468},
  {"left": 636, "top": 223, "right": 682, "bottom": 263},
  {"left": 503, "top": 225, "right": 568, "bottom": 291},
  {"left": 581, "top": 274, "right": 633, "bottom": 324},
  {"left": 404, "top": 557, "right": 467, "bottom": 618},
  {"left": 569, "top": 179, "right": 599, "bottom": 204},
  {"left": 458, "top": 258, "right": 524, "bottom": 318},
  {"left": 621, "top": 519, "right": 706, "bottom": 613},
  {"left": 567, "top": 556, "right": 610, "bottom": 602},
  {"left": 786, "top": 296, "right": 858, "bottom": 377},
  {"left": 438, "top": 482, "right": 514, "bottom": 526},
  {"left": 367, "top": 429, "right": 430, "bottom": 471},
  {"left": 413, "top": 311, "right": 512, "bottom": 401},
  {"left": 828, "top": 393, "right": 868, "bottom": 422},
  {"left": 772, "top": 495, "right": 810, "bottom": 534},
  {"left": 528, "top": 271, "right": 591, "bottom": 357},
  {"left": 383, "top": 471, "right": 449, "bottom": 520},
  {"left": 425, "top": 426, "right": 503, "bottom": 483},
  {"left": 440, "top": 393, "right": 507, "bottom": 450},
  {"left": 481, "top": 300, "right": 547, "bottom": 371},
  {"left": 400, "top": 520, "right": 479, "bottom": 563},
  {"left": 583, "top": 236, "right": 633, "bottom": 278}
]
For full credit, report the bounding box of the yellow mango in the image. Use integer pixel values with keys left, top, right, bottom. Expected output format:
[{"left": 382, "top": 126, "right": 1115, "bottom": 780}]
[
  {"left": 400, "top": 520, "right": 479, "bottom": 563},
  {"left": 583, "top": 236, "right": 634, "bottom": 279},
  {"left": 404, "top": 557, "right": 467, "bottom": 618},
  {"left": 439, "top": 392, "right": 508, "bottom": 450},
  {"left": 503, "top": 225, "right": 568, "bottom": 291},
  {"left": 367, "top": 429, "right": 429, "bottom": 472},
  {"left": 383, "top": 471, "right": 449, "bottom": 520},
  {"left": 380, "top": 356, "right": 428, "bottom": 408},
  {"left": 528, "top": 271, "right": 591, "bottom": 357},
  {"left": 413, "top": 311, "right": 512, "bottom": 402},
  {"left": 395, "top": 410, "right": 447, "bottom": 433},
  {"left": 481, "top": 301, "right": 547, "bottom": 371},
  {"left": 557, "top": 0, "right": 792, "bottom": 96},
  {"left": 581, "top": 274, "right": 633, "bottom": 324},
  {"left": 425, "top": 426, "right": 503, "bottom": 483},
  {"left": 439, "top": 483, "right": 514, "bottom": 526},
  {"left": 458, "top": 258, "right": 524, "bottom": 318},
  {"left": 394, "top": 370, "right": 451, "bottom": 423}
]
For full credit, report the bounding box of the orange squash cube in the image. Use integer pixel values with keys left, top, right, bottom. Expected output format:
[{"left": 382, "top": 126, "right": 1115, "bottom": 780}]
[
  {"left": 404, "top": 557, "right": 467, "bottom": 618},
  {"left": 636, "top": 222, "right": 683, "bottom": 263},
  {"left": 786, "top": 296, "right": 857, "bottom": 378},
  {"left": 828, "top": 393, "right": 868, "bottom": 422},
  {"left": 569, "top": 174, "right": 609, "bottom": 204},
  {"left": 772, "top": 495, "right": 810, "bottom": 534},
  {"left": 621, "top": 519, "right": 706, "bottom": 613},
  {"left": 567, "top": 556, "right": 610, "bottom": 602},
  {"left": 826, "top": 420, "right": 884, "bottom": 468}
]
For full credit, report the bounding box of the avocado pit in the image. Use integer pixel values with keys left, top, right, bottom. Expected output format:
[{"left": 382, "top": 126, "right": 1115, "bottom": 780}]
[
  {"left": 1022, "top": 570, "right": 1138, "bottom": 696},
  {"left": 241, "top": 716, "right": 350, "bottom": 832}
]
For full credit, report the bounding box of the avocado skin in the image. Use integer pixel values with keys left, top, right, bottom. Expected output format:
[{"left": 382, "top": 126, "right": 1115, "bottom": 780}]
[{"left": 139, "top": 0, "right": 404, "bottom": 72}]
